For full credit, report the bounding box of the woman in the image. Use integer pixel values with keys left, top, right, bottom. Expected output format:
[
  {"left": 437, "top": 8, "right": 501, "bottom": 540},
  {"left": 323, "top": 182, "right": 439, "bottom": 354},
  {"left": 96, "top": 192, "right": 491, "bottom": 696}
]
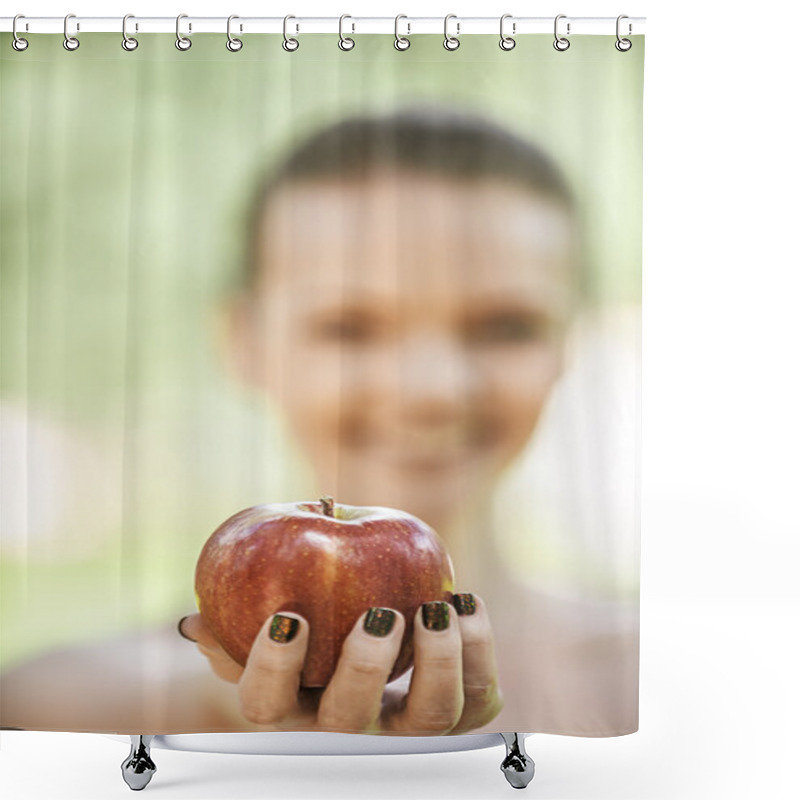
[{"left": 0, "top": 107, "right": 637, "bottom": 736}]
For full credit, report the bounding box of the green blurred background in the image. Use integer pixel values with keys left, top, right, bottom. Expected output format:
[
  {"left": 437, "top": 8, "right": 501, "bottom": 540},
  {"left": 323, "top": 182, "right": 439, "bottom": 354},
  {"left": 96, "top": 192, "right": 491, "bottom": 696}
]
[{"left": 0, "top": 33, "right": 643, "bottom": 668}]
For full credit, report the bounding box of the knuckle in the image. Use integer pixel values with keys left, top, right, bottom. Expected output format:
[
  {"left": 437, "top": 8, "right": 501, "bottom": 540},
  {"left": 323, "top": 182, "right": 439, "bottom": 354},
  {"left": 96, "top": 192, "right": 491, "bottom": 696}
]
[
  {"left": 246, "top": 654, "right": 299, "bottom": 677},
  {"left": 418, "top": 652, "right": 461, "bottom": 674},
  {"left": 419, "top": 649, "right": 461, "bottom": 666},
  {"left": 463, "top": 680, "right": 497, "bottom": 703},
  {"left": 345, "top": 659, "right": 391, "bottom": 679},
  {"left": 457, "top": 686, "right": 504, "bottom": 731},
  {"left": 317, "top": 707, "right": 365, "bottom": 732},
  {"left": 407, "top": 700, "right": 463, "bottom": 733},
  {"left": 317, "top": 692, "right": 376, "bottom": 732},
  {"left": 240, "top": 701, "right": 282, "bottom": 727},
  {"left": 461, "top": 628, "right": 494, "bottom": 648}
]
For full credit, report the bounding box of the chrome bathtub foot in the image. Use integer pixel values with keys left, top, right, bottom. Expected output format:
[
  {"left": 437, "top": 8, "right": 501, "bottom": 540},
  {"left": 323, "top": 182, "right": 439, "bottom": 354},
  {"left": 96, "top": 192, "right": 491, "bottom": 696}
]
[
  {"left": 121, "top": 735, "right": 156, "bottom": 791},
  {"left": 500, "top": 732, "right": 535, "bottom": 789}
]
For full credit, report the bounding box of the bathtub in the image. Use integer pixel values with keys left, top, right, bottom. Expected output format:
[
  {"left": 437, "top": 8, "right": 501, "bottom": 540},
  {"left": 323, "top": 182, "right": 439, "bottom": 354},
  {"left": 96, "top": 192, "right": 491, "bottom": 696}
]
[{"left": 110, "top": 731, "right": 535, "bottom": 790}]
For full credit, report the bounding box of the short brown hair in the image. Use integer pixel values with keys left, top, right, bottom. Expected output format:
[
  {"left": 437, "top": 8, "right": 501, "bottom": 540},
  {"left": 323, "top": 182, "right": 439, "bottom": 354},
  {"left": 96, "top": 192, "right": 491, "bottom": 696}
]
[{"left": 239, "top": 105, "right": 575, "bottom": 292}]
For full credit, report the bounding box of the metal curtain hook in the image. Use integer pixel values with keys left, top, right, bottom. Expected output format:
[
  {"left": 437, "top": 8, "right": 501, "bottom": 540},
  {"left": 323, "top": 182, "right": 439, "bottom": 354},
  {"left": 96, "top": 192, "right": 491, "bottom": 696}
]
[
  {"left": 227, "top": 15, "right": 243, "bottom": 51},
  {"left": 443, "top": 14, "right": 460, "bottom": 51},
  {"left": 12, "top": 14, "right": 29, "bottom": 51},
  {"left": 615, "top": 14, "right": 632, "bottom": 51},
  {"left": 63, "top": 13, "right": 80, "bottom": 51},
  {"left": 394, "top": 14, "right": 410, "bottom": 50},
  {"left": 554, "top": 14, "right": 570, "bottom": 51},
  {"left": 176, "top": 14, "right": 192, "bottom": 50},
  {"left": 499, "top": 14, "right": 515, "bottom": 51},
  {"left": 339, "top": 14, "right": 355, "bottom": 51},
  {"left": 122, "top": 14, "right": 138, "bottom": 51},
  {"left": 283, "top": 15, "right": 299, "bottom": 51}
]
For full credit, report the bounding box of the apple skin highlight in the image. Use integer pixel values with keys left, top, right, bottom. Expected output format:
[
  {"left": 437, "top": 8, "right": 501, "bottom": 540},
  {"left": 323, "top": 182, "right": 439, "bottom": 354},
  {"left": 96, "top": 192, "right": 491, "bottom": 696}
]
[{"left": 195, "top": 497, "right": 456, "bottom": 687}]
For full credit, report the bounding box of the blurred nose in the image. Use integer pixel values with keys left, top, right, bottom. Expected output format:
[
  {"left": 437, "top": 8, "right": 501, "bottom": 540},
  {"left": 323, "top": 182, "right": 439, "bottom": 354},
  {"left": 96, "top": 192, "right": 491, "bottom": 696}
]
[{"left": 395, "top": 330, "right": 477, "bottom": 420}]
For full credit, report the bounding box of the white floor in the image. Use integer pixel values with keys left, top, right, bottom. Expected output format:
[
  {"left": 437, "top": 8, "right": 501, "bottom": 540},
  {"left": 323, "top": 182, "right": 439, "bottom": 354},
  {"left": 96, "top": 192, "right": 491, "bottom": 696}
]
[{"left": 2, "top": 597, "right": 797, "bottom": 800}]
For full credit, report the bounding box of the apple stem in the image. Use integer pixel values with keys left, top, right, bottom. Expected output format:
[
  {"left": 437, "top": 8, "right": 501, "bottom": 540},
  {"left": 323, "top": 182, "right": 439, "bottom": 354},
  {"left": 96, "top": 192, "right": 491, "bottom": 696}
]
[{"left": 320, "top": 496, "right": 335, "bottom": 517}]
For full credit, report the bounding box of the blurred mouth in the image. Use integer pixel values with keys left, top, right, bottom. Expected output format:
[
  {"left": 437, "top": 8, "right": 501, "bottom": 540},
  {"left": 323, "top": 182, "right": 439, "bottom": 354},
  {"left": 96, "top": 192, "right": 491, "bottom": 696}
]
[{"left": 361, "top": 428, "right": 494, "bottom": 470}]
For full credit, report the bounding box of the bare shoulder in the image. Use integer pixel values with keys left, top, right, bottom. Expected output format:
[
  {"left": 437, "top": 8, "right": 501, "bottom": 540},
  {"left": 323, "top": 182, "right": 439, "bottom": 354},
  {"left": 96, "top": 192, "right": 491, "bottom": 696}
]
[{"left": 0, "top": 623, "right": 217, "bottom": 733}]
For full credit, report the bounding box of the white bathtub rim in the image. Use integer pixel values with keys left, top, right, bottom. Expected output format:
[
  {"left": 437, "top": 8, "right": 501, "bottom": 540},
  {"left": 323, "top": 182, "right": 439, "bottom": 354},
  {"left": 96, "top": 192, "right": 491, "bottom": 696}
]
[{"left": 102, "top": 731, "right": 528, "bottom": 756}]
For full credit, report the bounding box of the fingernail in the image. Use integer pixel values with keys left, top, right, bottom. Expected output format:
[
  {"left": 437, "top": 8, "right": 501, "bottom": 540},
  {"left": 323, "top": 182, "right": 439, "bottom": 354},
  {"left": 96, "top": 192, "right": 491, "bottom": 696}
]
[
  {"left": 269, "top": 614, "right": 299, "bottom": 644},
  {"left": 422, "top": 601, "right": 450, "bottom": 631},
  {"left": 364, "top": 607, "right": 396, "bottom": 637},
  {"left": 452, "top": 593, "right": 477, "bottom": 616},
  {"left": 177, "top": 616, "right": 197, "bottom": 642}
]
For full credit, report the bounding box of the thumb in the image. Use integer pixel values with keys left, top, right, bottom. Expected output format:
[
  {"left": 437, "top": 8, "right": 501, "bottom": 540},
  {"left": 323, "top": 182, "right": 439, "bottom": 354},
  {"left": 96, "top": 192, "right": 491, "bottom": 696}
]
[{"left": 178, "top": 613, "right": 244, "bottom": 683}]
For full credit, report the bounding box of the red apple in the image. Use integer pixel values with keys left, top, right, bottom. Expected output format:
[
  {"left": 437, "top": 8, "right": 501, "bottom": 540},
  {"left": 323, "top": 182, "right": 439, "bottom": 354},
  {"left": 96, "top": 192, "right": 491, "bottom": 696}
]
[{"left": 194, "top": 496, "right": 455, "bottom": 687}]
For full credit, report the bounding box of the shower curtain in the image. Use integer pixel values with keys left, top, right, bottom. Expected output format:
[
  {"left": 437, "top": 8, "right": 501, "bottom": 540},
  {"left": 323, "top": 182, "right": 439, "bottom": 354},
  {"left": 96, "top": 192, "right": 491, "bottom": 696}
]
[{"left": 0, "top": 25, "right": 643, "bottom": 739}]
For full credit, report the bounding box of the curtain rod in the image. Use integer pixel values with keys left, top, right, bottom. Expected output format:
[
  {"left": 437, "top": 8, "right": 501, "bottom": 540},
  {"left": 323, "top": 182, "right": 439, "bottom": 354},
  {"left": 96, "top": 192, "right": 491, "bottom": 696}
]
[{"left": 1, "top": 16, "right": 646, "bottom": 37}]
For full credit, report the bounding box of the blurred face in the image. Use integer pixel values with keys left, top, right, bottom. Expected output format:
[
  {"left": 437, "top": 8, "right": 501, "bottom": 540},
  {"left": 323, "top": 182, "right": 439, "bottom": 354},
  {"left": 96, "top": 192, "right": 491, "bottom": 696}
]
[{"left": 228, "top": 170, "right": 576, "bottom": 529}]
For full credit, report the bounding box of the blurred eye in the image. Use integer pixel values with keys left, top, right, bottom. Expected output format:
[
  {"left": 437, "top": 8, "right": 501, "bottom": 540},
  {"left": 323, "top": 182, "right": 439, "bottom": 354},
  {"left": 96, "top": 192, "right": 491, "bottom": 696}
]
[
  {"left": 467, "top": 313, "right": 547, "bottom": 344},
  {"left": 312, "top": 315, "right": 379, "bottom": 343}
]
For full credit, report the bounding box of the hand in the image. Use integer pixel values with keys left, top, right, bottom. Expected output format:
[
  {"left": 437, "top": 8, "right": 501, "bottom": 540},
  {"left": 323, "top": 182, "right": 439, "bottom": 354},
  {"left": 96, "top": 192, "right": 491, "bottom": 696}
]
[{"left": 178, "top": 593, "right": 502, "bottom": 735}]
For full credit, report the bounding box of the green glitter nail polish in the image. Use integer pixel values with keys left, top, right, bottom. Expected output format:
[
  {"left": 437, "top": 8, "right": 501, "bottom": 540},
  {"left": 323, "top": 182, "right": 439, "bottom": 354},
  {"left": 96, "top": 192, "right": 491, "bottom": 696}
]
[
  {"left": 453, "top": 593, "right": 477, "bottom": 615},
  {"left": 422, "top": 601, "right": 450, "bottom": 631},
  {"left": 364, "top": 607, "right": 396, "bottom": 637},
  {"left": 269, "top": 614, "right": 299, "bottom": 643}
]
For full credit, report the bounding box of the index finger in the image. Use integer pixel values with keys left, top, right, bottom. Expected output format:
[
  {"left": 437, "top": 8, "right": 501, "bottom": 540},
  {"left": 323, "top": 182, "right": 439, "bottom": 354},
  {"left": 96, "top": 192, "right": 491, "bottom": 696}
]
[{"left": 237, "top": 613, "right": 310, "bottom": 729}]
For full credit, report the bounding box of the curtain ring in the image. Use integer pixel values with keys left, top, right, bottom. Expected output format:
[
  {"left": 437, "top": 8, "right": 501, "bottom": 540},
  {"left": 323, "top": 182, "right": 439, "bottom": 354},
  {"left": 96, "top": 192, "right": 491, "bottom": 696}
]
[
  {"left": 283, "top": 15, "right": 299, "bottom": 51},
  {"left": 227, "top": 15, "right": 243, "bottom": 51},
  {"left": 553, "top": 14, "right": 570, "bottom": 51},
  {"left": 175, "top": 14, "right": 192, "bottom": 50},
  {"left": 12, "top": 15, "right": 29, "bottom": 52},
  {"left": 122, "top": 14, "right": 138, "bottom": 51},
  {"left": 394, "top": 15, "right": 410, "bottom": 50},
  {"left": 499, "top": 14, "right": 515, "bottom": 51},
  {"left": 615, "top": 15, "right": 632, "bottom": 51},
  {"left": 443, "top": 14, "right": 460, "bottom": 51},
  {"left": 338, "top": 14, "right": 355, "bottom": 51},
  {"left": 63, "top": 13, "right": 80, "bottom": 51}
]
